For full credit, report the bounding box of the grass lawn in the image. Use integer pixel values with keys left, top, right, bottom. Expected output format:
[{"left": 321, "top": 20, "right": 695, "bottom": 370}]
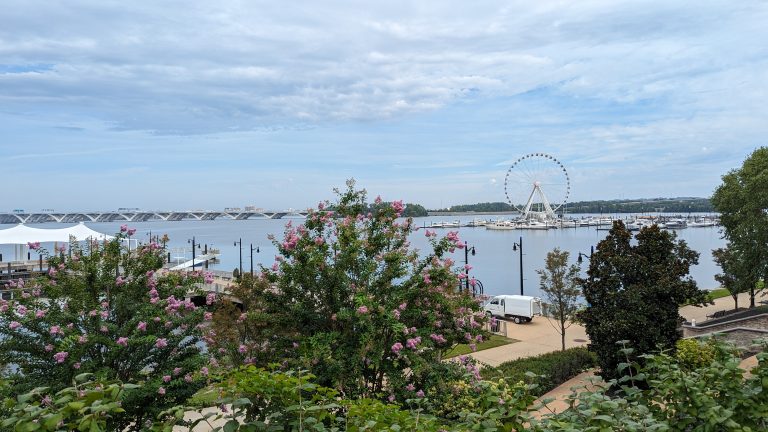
[
  {"left": 706, "top": 288, "right": 732, "bottom": 301},
  {"left": 444, "top": 334, "right": 518, "bottom": 359}
]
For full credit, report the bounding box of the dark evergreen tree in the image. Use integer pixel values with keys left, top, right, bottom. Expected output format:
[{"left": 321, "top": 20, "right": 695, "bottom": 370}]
[{"left": 578, "top": 221, "right": 708, "bottom": 380}]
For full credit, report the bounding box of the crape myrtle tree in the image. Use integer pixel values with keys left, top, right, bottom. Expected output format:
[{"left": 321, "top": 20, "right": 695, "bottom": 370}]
[
  {"left": 209, "top": 180, "right": 487, "bottom": 402},
  {"left": 578, "top": 221, "right": 708, "bottom": 380},
  {"left": 536, "top": 248, "right": 581, "bottom": 351},
  {"left": 711, "top": 147, "right": 768, "bottom": 308},
  {"left": 0, "top": 228, "right": 212, "bottom": 431}
]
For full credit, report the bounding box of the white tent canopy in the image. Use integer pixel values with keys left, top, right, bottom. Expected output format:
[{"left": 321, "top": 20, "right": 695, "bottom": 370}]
[{"left": 0, "top": 223, "right": 114, "bottom": 245}]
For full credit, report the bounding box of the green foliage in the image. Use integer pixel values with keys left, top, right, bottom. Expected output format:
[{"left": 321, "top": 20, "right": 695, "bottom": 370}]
[
  {"left": 481, "top": 347, "right": 597, "bottom": 396},
  {"left": 2, "top": 374, "right": 133, "bottom": 432},
  {"left": 0, "top": 232, "right": 209, "bottom": 430},
  {"left": 711, "top": 147, "right": 768, "bottom": 308},
  {"left": 434, "top": 198, "right": 713, "bottom": 214},
  {"left": 578, "top": 221, "right": 709, "bottom": 381},
  {"left": 674, "top": 339, "right": 717, "bottom": 371},
  {"left": 537, "top": 248, "right": 582, "bottom": 351},
  {"left": 210, "top": 180, "right": 487, "bottom": 402}
]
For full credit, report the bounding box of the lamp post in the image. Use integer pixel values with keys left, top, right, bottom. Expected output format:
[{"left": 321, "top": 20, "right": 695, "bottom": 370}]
[
  {"left": 234, "top": 238, "right": 243, "bottom": 276},
  {"left": 250, "top": 243, "right": 260, "bottom": 275},
  {"left": 463, "top": 241, "right": 476, "bottom": 294},
  {"left": 187, "top": 237, "right": 200, "bottom": 271},
  {"left": 512, "top": 236, "right": 524, "bottom": 295},
  {"left": 577, "top": 245, "right": 595, "bottom": 264}
]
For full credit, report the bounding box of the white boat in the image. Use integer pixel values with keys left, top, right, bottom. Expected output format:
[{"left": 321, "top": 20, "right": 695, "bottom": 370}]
[
  {"left": 689, "top": 220, "right": 716, "bottom": 228},
  {"left": 663, "top": 219, "right": 687, "bottom": 229}
]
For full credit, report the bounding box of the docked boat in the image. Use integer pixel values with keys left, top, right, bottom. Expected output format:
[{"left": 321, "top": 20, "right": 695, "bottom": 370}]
[{"left": 663, "top": 219, "right": 687, "bottom": 229}]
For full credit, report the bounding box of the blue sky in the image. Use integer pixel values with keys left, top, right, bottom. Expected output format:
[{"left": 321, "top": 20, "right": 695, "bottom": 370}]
[{"left": 1, "top": 0, "right": 767, "bottom": 211}]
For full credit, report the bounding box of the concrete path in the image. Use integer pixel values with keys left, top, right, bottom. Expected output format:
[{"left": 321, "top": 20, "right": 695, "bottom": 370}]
[
  {"left": 470, "top": 317, "right": 589, "bottom": 367},
  {"left": 679, "top": 291, "right": 760, "bottom": 323}
]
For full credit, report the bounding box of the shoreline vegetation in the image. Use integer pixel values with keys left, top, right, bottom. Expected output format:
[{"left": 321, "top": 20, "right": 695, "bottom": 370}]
[{"left": 422, "top": 197, "right": 713, "bottom": 216}]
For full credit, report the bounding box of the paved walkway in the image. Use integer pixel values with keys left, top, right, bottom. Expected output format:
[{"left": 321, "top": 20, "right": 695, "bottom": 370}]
[
  {"left": 680, "top": 291, "right": 765, "bottom": 323},
  {"left": 470, "top": 317, "right": 589, "bottom": 367}
]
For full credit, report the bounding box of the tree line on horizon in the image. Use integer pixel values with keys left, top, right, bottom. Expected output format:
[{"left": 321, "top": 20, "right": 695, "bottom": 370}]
[{"left": 429, "top": 197, "right": 714, "bottom": 214}]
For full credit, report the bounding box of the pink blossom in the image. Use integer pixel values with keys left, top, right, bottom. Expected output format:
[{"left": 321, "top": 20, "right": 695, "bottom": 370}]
[
  {"left": 73, "top": 362, "right": 81, "bottom": 369},
  {"left": 238, "top": 345, "right": 247, "bottom": 354},
  {"left": 391, "top": 342, "right": 403, "bottom": 353},
  {"left": 120, "top": 224, "right": 128, "bottom": 232},
  {"left": 406, "top": 383, "right": 415, "bottom": 392},
  {"left": 406, "top": 337, "right": 421, "bottom": 350},
  {"left": 416, "top": 390, "right": 425, "bottom": 398},
  {"left": 27, "top": 241, "right": 41, "bottom": 250},
  {"left": 314, "top": 237, "right": 324, "bottom": 246},
  {"left": 89, "top": 309, "right": 98, "bottom": 317},
  {"left": 50, "top": 326, "right": 61, "bottom": 335},
  {"left": 184, "top": 374, "right": 193, "bottom": 382},
  {"left": 356, "top": 305, "right": 369, "bottom": 314},
  {"left": 153, "top": 317, "right": 162, "bottom": 322},
  {"left": 423, "top": 274, "right": 431, "bottom": 284},
  {"left": 0, "top": 304, "right": 8, "bottom": 312},
  {"left": 157, "top": 387, "right": 166, "bottom": 395},
  {"left": 34, "top": 309, "right": 47, "bottom": 319},
  {"left": 155, "top": 338, "right": 168, "bottom": 348},
  {"left": 398, "top": 303, "right": 407, "bottom": 311},
  {"left": 137, "top": 321, "right": 147, "bottom": 331},
  {"left": 388, "top": 394, "right": 395, "bottom": 402},
  {"left": 173, "top": 367, "right": 182, "bottom": 376},
  {"left": 391, "top": 200, "right": 405, "bottom": 215},
  {"left": 204, "top": 312, "right": 213, "bottom": 321},
  {"left": 204, "top": 272, "right": 215, "bottom": 284},
  {"left": 392, "top": 309, "right": 401, "bottom": 319},
  {"left": 44, "top": 344, "right": 53, "bottom": 352},
  {"left": 78, "top": 335, "right": 88, "bottom": 344},
  {"left": 9, "top": 321, "right": 20, "bottom": 330},
  {"left": 53, "top": 351, "right": 69, "bottom": 363},
  {"left": 115, "top": 276, "right": 126, "bottom": 286},
  {"left": 100, "top": 310, "right": 109, "bottom": 319},
  {"left": 469, "top": 344, "right": 477, "bottom": 352},
  {"left": 163, "top": 375, "right": 171, "bottom": 383},
  {"left": 127, "top": 228, "right": 136, "bottom": 236},
  {"left": 237, "top": 313, "right": 247, "bottom": 322},
  {"left": 117, "top": 337, "right": 128, "bottom": 346},
  {"left": 16, "top": 305, "right": 28, "bottom": 316},
  {"left": 205, "top": 293, "right": 216, "bottom": 305},
  {"left": 100, "top": 326, "right": 108, "bottom": 333},
  {"left": 200, "top": 367, "right": 209, "bottom": 376}
]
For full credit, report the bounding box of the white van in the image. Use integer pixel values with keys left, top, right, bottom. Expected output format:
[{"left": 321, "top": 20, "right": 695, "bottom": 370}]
[{"left": 484, "top": 295, "right": 542, "bottom": 324}]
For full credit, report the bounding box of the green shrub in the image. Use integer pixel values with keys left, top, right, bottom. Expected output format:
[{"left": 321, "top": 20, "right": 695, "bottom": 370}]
[
  {"left": 482, "top": 347, "right": 597, "bottom": 396},
  {"left": 675, "top": 338, "right": 716, "bottom": 370}
]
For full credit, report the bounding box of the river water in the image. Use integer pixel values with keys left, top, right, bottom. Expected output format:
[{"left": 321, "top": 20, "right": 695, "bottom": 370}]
[{"left": 0, "top": 215, "right": 726, "bottom": 298}]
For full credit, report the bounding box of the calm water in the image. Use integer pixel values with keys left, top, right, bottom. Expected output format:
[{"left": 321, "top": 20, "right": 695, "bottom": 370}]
[{"left": 0, "top": 215, "right": 726, "bottom": 297}]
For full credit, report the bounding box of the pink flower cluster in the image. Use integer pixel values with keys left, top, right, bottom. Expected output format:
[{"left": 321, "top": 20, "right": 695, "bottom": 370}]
[
  {"left": 356, "top": 305, "right": 369, "bottom": 314},
  {"left": 391, "top": 342, "right": 403, "bottom": 354},
  {"left": 429, "top": 333, "right": 447, "bottom": 344},
  {"left": 405, "top": 336, "right": 421, "bottom": 350},
  {"left": 27, "top": 241, "right": 41, "bottom": 250},
  {"left": 53, "top": 351, "right": 68, "bottom": 363}
]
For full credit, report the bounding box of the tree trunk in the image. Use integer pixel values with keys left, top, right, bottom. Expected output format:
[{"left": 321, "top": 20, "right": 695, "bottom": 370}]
[
  {"left": 733, "top": 294, "right": 738, "bottom": 310},
  {"left": 561, "top": 320, "right": 566, "bottom": 351},
  {"left": 750, "top": 286, "right": 756, "bottom": 308}
]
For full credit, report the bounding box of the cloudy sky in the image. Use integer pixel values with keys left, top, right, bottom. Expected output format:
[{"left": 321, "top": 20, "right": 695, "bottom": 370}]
[{"left": 2, "top": 0, "right": 766, "bottom": 211}]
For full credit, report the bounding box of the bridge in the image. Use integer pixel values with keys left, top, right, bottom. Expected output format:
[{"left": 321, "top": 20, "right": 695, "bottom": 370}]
[{"left": 0, "top": 210, "right": 309, "bottom": 224}]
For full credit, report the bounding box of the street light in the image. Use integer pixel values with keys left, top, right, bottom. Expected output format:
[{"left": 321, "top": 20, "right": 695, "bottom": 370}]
[
  {"left": 463, "top": 241, "right": 476, "bottom": 294},
  {"left": 512, "top": 236, "right": 524, "bottom": 296},
  {"left": 234, "top": 238, "right": 243, "bottom": 276},
  {"left": 577, "top": 246, "right": 595, "bottom": 264},
  {"left": 187, "top": 237, "right": 200, "bottom": 271},
  {"left": 249, "top": 243, "right": 260, "bottom": 275}
]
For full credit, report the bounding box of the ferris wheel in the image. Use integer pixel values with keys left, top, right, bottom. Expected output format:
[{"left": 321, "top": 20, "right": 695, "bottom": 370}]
[{"left": 504, "top": 153, "right": 570, "bottom": 220}]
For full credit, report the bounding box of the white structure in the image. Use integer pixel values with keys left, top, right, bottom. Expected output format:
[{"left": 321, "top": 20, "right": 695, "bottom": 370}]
[
  {"left": 504, "top": 153, "right": 570, "bottom": 221},
  {"left": 0, "top": 223, "right": 113, "bottom": 244},
  {"left": 484, "top": 295, "right": 542, "bottom": 324}
]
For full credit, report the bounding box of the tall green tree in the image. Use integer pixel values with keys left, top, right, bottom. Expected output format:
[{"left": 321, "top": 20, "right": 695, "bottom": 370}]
[
  {"left": 537, "top": 248, "right": 581, "bottom": 351},
  {"left": 712, "top": 245, "right": 752, "bottom": 310},
  {"left": 578, "top": 221, "right": 708, "bottom": 380},
  {"left": 711, "top": 147, "right": 768, "bottom": 308}
]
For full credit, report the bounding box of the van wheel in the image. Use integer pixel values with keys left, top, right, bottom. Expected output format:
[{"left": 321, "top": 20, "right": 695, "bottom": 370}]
[
  {"left": 486, "top": 311, "right": 493, "bottom": 318},
  {"left": 513, "top": 316, "right": 521, "bottom": 324}
]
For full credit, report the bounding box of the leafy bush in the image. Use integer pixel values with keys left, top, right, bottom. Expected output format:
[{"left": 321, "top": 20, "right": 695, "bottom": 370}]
[
  {"left": 482, "top": 347, "right": 597, "bottom": 396},
  {"left": 0, "top": 229, "right": 210, "bottom": 430},
  {"left": 210, "top": 181, "right": 488, "bottom": 402},
  {"left": 675, "top": 338, "right": 717, "bottom": 370},
  {"left": 1, "top": 374, "right": 133, "bottom": 432}
]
